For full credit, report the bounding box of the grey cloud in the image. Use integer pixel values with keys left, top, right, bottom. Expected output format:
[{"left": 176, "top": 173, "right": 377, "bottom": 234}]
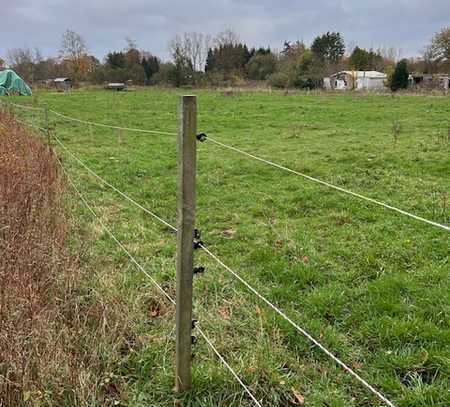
[{"left": 1, "top": 0, "right": 449, "bottom": 61}]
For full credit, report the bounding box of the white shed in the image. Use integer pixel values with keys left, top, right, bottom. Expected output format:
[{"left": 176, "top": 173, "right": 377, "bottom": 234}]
[
  {"left": 53, "top": 78, "right": 72, "bottom": 91},
  {"left": 325, "top": 71, "right": 387, "bottom": 91}
]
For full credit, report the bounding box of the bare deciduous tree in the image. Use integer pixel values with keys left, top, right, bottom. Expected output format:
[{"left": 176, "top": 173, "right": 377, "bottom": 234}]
[
  {"left": 214, "top": 29, "right": 240, "bottom": 47},
  {"left": 421, "top": 26, "right": 450, "bottom": 73},
  {"left": 6, "top": 47, "right": 42, "bottom": 82},
  {"left": 377, "top": 46, "right": 402, "bottom": 62},
  {"left": 430, "top": 26, "right": 450, "bottom": 61},
  {"left": 59, "top": 29, "right": 87, "bottom": 61},
  {"left": 7, "top": 48, "right": 33, "bottom": 67},
  {"left": 59, "top": 29, "right": 89, "bottom": 81},
  {"left": 168, "top": 32, "right": 211, "bottom": 71},
  {"left": 189, "top": 32, "right": 212, "bottom": 72},
  {"left": 125, "top": 37, "right": 138, "bottom": 51}
]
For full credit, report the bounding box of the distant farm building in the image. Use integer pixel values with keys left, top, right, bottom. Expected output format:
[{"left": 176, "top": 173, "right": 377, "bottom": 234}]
[
  {"left": 53, "top": 77, "right": 72, "bottom": 91},
  {"left": 324, "top": 71, "right": 387, "bottom": 91},
  {"left": 408, "top": 73, "right": 449, "bottom": 91},
  {"left": 106, "top": 82, "right": 127, "bottom": 91}
]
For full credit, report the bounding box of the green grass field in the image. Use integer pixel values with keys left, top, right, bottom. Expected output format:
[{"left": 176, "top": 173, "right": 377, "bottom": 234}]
[{"left": 8, "top": 89, "right": 450, "bottom": 406}]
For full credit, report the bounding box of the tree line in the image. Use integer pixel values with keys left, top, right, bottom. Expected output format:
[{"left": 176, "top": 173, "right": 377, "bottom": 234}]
[{"left": 2, "top": 27, "right": 449, "bottom": 90}]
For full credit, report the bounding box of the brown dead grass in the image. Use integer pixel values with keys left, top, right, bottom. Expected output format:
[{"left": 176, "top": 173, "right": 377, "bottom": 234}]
[{"left": 0, "top": 112, "right": 131, "bottom": 406}]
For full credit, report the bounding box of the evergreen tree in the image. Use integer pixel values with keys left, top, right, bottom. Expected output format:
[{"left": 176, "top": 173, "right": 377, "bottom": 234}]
[
  {"left": 311, "top": 32, "right": 345, "bottom": 63},
  {"left": 204, "top": 43, "right": 251, "bottom": 75},
  {"left": 141, "top": 55, "right": 160, "bottom": 84},
  {"left": 390, "top": 59, "right": 409, "bottom": 91},
  {"left": 173, "top": 52, "right": 193, "bottom": 87},
  {"left": 205, "top": 49, "right": 215, "bottom": 72},
  {"left": 348, "top": 47, "right": 384, "bottom": 71},
  {"left": 106, "top": 51, "right": 126, "bottom": 69}
]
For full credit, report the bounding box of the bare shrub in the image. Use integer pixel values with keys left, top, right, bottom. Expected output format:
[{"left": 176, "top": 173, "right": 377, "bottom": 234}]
[{"left": 391, "top": 120, "right": 402, "bottom": 144}]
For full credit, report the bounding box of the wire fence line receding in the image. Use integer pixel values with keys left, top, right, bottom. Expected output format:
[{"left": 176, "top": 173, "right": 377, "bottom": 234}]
[
  {"left": 55, "top": 154, "right": 262, "bottom": 406},
  {"left": 195, "top": 324, "right": 263, "bottom": 407},
  {"left": 45, "top": 125, "right": 396, "bottom": 407},
  {"left": 14, "top": 117, "right": 47, "bottom": 132},
  {"left": 5, "top": 101, "right": 177, "bottom": 136},
  {"left": 198, "top": 243, "right": 397, "bottom": 407},
  {"left": 206, "top": 136, "right": 449, "bottom": 232},
  {"left": 7, "top": 102, "right": 441, "bottom": 405},
  {"left": 51, "top": 132, "right": 177, "bottom": 233},
  {"left": 8, "top": 101, "right": 449, "bottom": 232},
  {"left": 50, "top": 109, "right": 177, "bottom": 136},
  {"left": 7, "top": 101, "right": 44, "bottom": 112},
  {"left": 55, "top": 154, "right": 176, "bottom": 306},
  {"left": 8, "top": 109, "right": 398, "bottom": 406}
]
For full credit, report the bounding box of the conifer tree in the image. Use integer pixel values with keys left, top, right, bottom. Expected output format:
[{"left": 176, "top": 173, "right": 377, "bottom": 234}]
[{"left": 390, "top": 59, "right": 409, "bottom": 91}]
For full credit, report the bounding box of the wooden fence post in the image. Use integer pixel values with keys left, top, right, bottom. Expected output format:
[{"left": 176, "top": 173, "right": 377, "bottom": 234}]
[
  {"left": 175, "top": 95, "right": 197, "bottom": 393},
  {"left": 44, "top": 106, "right": 51, "bottom": 145}
]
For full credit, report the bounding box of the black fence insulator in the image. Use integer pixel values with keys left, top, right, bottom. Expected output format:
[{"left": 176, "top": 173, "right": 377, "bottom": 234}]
[
  {"left": 191, "top": 335, "right": 198, "bottom": 345},
  {"left": 191, "top": 319, "right": 198, "bottom": 329},
  {"left": 196, "top": 133, "right": 207, "bottom": 142},
  {"left": 193, "top": 240, "right": 204, "bottom": 250},
  {"left": 193, "top": 229, "right": 204, "bottom": 249},
  {"left": 193, "top": 266, "right": 205, "bottom": 275}
]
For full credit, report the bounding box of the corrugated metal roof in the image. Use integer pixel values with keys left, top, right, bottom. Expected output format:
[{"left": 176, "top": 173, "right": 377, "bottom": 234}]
[{"left": 330, "top": 71, "right": 386, "bottom": 79}]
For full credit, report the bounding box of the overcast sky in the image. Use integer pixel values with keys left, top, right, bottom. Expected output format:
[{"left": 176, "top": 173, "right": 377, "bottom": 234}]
[{"left": 2, "top": 0, "right": 449, "bottom": 62}]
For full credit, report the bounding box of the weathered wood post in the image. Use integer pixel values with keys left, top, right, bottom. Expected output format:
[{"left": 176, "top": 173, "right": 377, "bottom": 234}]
[
  {"left": 44, "top": 106, "right": 51, "bottom": 145},
  {"left": 0, "top": 99, "right": 6, "bottom": 115},
  {"left": 175, "top": 95, "right": 197, "bottom": 393},
  {"left": 8, "top": 101, "right": 14, "bottom": 118}
]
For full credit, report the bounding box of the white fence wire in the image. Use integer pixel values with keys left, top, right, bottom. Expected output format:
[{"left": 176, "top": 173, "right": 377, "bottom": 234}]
[
  {"left": 7, "top": 101, "right": 448, "bottom": 232},
  {"left": 47, "top": 121, "right": 396, "bottom": 407},
  {"left": 8, "top": 99, "right": 448, "bottom": 406},
  {"left": 55, "top": 153, "right": 261, "bottom": 406}
]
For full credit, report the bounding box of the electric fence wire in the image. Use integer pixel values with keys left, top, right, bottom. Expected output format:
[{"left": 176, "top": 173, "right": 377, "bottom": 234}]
[
  {"left": 198, "top": 243, "right": 397, "bottom": 407},
  {"left": 9, "top": 102, "right": 449, "bottom": 232},
  {"left": 48, "top": 127, "right": 397, "bottom": 407},
  {"left": 55, "top": 154, "right": 262, "bottom": 407},
  {"left": 14, "top": 117, "right": 47, "bottom": 132},
  {"left": 52, "top": 132, "right": 177, "bottom": 232},
  {"left": 50, "top": 109, "right": 176, "bottom": 136},
  {"left": 5, "top": 101, "right": 175, "bottom": 136},
  {"left": 7, "top": 101, "right": 44, "bottom": 111},
  {"left": 205, "top": 136, "right": 449, "bottom": 232},
  {"left": 5, "top": 102, "right": 445, "bottom": 406}
]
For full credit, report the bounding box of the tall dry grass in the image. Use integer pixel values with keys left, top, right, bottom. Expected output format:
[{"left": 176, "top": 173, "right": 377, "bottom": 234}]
[{"left": 0, "top": 112, "right": 130, "bottom": 406}]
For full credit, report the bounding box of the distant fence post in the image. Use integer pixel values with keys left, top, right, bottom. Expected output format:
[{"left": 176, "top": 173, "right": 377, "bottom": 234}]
[
  {"left": 175, "top": 95, "right": 197, "bottom": 393},
  {"left": 8, "top": 101, "right": 14, "bottom": 118},
  {"left": 44, "top": 106, "right": 51, "bottom": 145}
]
